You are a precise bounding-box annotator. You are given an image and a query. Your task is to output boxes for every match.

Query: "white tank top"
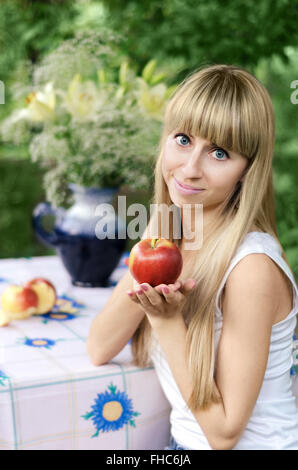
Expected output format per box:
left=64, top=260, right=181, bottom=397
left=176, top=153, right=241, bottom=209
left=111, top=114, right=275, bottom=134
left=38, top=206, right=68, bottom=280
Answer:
left=149, top=231, right=298, bottom=450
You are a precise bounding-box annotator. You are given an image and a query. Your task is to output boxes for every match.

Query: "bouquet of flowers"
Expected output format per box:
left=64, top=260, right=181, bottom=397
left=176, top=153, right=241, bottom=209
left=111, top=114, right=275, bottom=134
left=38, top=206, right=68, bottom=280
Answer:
left=0, top=30, right=176, bottom=207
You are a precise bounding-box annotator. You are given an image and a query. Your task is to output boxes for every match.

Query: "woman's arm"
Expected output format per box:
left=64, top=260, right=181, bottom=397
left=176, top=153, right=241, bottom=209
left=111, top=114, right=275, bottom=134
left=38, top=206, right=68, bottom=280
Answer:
left=209, top=253, right=279, bottom=447
left=86, top=216, right=157, bottom=366
left=86, top=269, right=145, bottom=365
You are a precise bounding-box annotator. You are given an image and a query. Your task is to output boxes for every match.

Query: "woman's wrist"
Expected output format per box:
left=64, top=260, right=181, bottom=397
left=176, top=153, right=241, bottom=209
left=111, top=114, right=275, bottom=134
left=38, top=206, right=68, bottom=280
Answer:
left=146, top=309, right=185, bottom=331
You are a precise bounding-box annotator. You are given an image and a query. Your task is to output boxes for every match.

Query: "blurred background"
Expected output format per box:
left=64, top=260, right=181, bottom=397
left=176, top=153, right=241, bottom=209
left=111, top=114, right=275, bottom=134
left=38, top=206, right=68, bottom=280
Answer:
left=0, top=0, right=298, bottom=279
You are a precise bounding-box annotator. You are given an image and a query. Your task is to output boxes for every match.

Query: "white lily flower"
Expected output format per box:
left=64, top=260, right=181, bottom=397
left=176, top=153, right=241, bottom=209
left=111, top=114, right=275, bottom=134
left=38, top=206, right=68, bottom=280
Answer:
left=65, top=74, right=100, bottom=121
left=137, top=78, right=168, bottom=120
left=25, top=82, right=56, bottom=122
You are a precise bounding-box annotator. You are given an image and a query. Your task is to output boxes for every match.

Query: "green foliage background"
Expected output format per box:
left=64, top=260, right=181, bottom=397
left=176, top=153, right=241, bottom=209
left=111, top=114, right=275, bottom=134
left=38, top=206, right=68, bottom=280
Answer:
left=100, top=0, right=298, bottom=77
left=0, top=0, right=297, bottom=281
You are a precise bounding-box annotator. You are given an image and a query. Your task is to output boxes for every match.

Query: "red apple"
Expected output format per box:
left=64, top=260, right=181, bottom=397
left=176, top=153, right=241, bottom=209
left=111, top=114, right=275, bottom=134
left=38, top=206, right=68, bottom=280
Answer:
left=128, top=238, right=183, bottom=287
left=24, top=278, right=57, bottom=314
left=1, top=285, right=38, bottom=319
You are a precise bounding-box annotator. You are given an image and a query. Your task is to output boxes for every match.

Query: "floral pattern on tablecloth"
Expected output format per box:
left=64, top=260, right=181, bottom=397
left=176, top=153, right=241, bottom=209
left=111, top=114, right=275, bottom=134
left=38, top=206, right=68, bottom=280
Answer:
left=82, top=383, right=141, bottom=438
left=22, top=337, right=58, bottom=349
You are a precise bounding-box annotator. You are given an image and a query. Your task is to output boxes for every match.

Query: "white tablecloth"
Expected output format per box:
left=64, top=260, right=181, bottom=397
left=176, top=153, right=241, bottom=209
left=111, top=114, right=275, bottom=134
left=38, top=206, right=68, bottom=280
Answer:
left=0, top=254, right=171, bottom=450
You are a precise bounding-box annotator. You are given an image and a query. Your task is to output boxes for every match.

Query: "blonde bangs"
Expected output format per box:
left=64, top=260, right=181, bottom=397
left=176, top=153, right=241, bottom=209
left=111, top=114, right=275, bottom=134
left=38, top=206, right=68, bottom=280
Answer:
left=164, top=67, right=261, bottom=161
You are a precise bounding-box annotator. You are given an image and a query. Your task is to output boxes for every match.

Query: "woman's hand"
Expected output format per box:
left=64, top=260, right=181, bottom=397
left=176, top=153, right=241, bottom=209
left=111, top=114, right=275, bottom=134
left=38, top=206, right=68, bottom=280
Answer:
left=126, top=278, right=196, bottom=325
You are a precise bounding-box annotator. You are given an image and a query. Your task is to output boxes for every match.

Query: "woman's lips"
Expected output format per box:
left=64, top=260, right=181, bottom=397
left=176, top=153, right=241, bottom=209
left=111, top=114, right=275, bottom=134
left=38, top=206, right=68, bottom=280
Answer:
left=174, top=177, right=205, bottom=195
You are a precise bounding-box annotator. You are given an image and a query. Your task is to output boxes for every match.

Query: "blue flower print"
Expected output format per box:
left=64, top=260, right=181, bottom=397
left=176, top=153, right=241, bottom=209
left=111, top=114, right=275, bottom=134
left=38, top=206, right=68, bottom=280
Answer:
left=82, top=382, right=140, bottom=438
left=23, top=337, right=56, bottom=349
left=41, top=312, right=77, bottom=324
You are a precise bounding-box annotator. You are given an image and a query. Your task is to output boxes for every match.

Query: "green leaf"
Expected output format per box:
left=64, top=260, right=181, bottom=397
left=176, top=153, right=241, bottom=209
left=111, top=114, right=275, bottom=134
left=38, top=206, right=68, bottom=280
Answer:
left=142, top=59, right=157, bottom=83
left=108, top=383, right=117, bottom=395
left=81, top=411, right=94, bottom=420
left=150, top=72, right=167, bottom=85
left=119, top=61, right=129, bottom=86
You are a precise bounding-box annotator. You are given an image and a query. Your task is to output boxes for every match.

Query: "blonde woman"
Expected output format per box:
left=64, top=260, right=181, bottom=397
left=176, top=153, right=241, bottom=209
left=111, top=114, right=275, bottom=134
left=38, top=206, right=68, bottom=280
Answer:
left=87, top=64, right=298, bottom=450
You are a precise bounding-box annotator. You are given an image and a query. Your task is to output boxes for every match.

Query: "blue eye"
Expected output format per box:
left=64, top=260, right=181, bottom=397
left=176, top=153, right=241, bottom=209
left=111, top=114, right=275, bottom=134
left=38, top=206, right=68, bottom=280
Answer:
left=213, top=148, right=228, bottom=160
left=175, top=133, right=190, bottom=146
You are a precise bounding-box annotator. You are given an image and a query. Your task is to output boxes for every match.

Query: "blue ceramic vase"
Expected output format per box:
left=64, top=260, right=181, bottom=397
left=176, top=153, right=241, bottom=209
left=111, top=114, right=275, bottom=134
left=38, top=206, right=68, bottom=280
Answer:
left=32, top=183, right=127, bottom=287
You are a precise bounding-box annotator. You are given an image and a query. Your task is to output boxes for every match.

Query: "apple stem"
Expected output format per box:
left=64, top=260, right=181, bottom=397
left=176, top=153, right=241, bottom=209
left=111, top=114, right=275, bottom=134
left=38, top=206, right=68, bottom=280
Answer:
left=151, top=238, right=160, bottom=249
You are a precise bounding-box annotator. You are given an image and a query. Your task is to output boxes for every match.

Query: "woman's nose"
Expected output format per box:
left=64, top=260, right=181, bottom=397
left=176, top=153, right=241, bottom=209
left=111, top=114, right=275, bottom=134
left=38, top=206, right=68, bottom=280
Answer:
left=181, top=152, right=204, bottom=179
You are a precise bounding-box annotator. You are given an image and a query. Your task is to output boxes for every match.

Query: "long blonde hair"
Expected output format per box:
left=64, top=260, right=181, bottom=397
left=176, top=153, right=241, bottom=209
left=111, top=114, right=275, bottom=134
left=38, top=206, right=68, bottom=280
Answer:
left=131, top=63, right=290, bottom=410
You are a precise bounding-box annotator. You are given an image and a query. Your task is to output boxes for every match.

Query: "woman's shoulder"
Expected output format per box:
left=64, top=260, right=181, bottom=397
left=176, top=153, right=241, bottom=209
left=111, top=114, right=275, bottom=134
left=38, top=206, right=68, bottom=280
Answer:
left=215, top=228, right=298, bottom=323
left=227, top=250, right=283, bottom=289
left=231, top=229, right=293, bottom=295
left=222, top=249, right=295, bottom=326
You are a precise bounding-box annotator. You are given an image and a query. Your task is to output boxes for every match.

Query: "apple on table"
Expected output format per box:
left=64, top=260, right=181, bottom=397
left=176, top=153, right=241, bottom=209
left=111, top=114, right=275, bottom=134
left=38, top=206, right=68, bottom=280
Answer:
left=0, top=285, right=39, bottom=320
left=24, top=278, right=57, bottom=315
left=0, top=278, right=57, bottom=327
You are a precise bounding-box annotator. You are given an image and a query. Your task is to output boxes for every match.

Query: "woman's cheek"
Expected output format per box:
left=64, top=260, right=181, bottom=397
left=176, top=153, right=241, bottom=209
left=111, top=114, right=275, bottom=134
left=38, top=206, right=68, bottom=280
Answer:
left=161, top=155, right=172, bottom=181
left=164, top=149, right=180, bottom=172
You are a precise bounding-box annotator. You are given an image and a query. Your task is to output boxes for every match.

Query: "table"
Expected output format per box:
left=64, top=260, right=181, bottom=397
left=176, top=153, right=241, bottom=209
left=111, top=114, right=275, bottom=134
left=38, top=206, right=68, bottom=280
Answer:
left=0, top=254, right=171, bottom=450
